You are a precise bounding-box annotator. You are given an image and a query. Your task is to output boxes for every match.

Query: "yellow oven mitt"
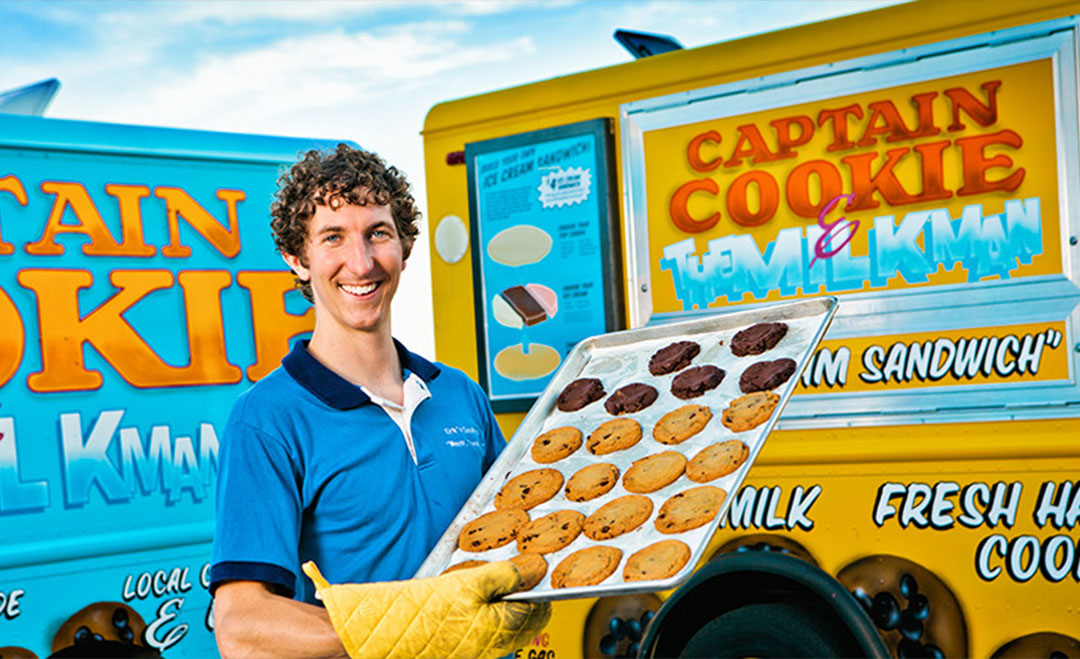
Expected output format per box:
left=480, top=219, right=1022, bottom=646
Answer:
left=303, top=560, right=551, bottom=659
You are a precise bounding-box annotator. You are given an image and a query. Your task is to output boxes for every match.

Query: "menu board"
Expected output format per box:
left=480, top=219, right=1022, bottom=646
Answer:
left=467, top=118, right=623, bottom=411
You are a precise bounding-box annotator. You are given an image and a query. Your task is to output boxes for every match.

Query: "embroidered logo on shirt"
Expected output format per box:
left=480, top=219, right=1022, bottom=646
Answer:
left=444, top=425, right=482, bottom=448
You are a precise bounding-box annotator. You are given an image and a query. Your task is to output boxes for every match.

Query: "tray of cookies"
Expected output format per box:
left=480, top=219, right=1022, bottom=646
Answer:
left=415, top=296, right=837, bottom=601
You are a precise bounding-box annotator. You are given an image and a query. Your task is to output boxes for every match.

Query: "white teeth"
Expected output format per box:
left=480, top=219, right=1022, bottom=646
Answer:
left=340, top=282, right=378, bottom=295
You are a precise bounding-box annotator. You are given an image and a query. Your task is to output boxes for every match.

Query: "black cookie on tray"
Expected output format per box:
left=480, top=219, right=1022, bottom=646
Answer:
left=731, top=322, right=788, bottom=356
left=740, top=358, right=797, bottom=393
left=557, top=378, right=606, bottom=412
left=648, top=340, right=701, bottom=375
left=604, top=382, right=658, bottom=415
left=671, top=365, right=725, bottom=399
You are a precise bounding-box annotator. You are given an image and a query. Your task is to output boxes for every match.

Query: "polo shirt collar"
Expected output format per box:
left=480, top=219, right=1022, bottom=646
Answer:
left=282, top=338, right=440, bottom=410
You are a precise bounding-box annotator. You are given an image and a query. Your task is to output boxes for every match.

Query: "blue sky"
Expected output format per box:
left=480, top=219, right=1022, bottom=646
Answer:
left=0, top=0, right=902, bottom=355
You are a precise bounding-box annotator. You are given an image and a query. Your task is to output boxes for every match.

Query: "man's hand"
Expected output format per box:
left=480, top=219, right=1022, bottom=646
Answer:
left=304, top=560, right=552, bottom=659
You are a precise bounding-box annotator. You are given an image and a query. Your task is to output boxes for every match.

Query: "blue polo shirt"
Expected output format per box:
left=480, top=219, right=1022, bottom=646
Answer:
left=210, top=340, right=504, bottom=603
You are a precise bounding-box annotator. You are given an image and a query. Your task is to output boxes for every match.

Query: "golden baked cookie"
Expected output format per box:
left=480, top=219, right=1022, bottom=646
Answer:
left=655, top=486, right=727, bottom=534
left=495, top=468, right=565, bottom=510
left=622, top=451, right=687, bottom=493
left=623, top=540, right=692, bottom=582
left=583, top=495, right=654, bottom=541
left=551, top=546, right=623, bottom=588
left=587, top=418, right=643, bottom=455
left=510, top=553, right=548, bottom=590
left=686, top=440, right=749, bottom=482
left=517, top=509, right=586, bottom=554
left=458, top=508, right=530, bottom=552
left=720, top=391, right=780, bottom=432
left=564, top=462, right=620, bottom=502
left=531, top=426, right=583, bottom=463
left=653, top=404, right=712, bottom=444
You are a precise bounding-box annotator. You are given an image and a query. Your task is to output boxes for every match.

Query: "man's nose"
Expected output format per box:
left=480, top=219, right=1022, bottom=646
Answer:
left=345, top=239, right=376, bottom=273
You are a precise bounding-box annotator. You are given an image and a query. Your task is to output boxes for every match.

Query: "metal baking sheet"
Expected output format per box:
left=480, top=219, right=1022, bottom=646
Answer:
left=415, top=296, right=837, bottom=601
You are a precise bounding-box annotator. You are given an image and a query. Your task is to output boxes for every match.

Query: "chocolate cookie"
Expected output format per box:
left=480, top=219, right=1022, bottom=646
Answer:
left=655, top=485, right=727, bottom=534
left=557, top=378, right=606, bottom=412
left=517, top=509, right=586, bottom=554
left=531, top=426, right=583, bottom=463
left=510, top=553, right=548, bottom=591
left=721, top=391, right=780, bottom=432
left=494, top=468, right=564, bottom=510
left=458, top=509, right=530, bottom=552
left=565, top=462, right=620, bottom=502
left=604, top=382, right=658, bottom=415
left=583, top=494, right=654, bottom=541
left=623, top=540, right=692, bottom=582
left=652, top=404, right=713, bottom=444
left=587, top=418, right=643, bottom=455
left=622, top=451, right=687, bottom=493
left=686, top=440, right=749, bottom=482
left=731, top=322, right=788, bottom=356
left=648, top=340, right=701, bottom=375
left=671, top=365, right=725, bottom=400
left=740, top=358, right=797, bottom=393
left=551, top=546, right=623, bottom=588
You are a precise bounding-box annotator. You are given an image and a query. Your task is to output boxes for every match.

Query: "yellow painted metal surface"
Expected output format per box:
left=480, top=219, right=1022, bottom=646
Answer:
left=424, top=2, right=1080, bottom=657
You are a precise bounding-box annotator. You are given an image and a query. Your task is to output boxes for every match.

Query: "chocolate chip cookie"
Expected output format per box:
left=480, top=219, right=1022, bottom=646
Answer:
left=510, top=553, right=548, bottom=590
left=721, top=391, right=780, bottom=432
left=652, top=404, right=712, bottom=444
left=671, top=365, right=725, bottom=400
left=623, top=540, right=692, bottom=582
left=587, top=418, right=643, bottom=455
left=583, top=494, right=654, bottom=541
left=516, top=509, right=586, bottom=554
left=458, top=509, right=530, bottom=552
left=564, top=462, right=620, bottom=502
left=494, top=468, right=564, bottom=510
left=622, top=451, right=687, bottom=493
left=531, top=426, right=583, bottom=463
left=686, top=440, right=749, bottom=482
left=551, top=546, right=623, bottom=588
left=655, top=486, right=727, bottom=534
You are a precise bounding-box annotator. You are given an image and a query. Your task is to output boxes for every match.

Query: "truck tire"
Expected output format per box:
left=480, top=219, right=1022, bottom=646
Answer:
left=679, top=602, right=853, bottom=658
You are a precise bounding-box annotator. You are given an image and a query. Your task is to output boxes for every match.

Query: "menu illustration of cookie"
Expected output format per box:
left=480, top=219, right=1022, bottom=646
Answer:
left=487, top=224, right=553, bottom=266
left=494, top=343, right=561, bottom=381
left=493, top=284, right=558, bottom=329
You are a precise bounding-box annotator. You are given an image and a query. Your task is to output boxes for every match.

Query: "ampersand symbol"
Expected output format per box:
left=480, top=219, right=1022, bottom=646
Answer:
left=810, top=193, right=859, bottom=269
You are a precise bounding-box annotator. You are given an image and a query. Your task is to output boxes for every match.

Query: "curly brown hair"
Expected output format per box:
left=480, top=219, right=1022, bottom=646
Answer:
left=270, top=143, right=421, bottom=301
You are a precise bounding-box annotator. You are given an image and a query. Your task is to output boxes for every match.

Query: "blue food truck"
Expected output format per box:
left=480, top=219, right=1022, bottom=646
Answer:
left=0, top=111, right=339, bottom=657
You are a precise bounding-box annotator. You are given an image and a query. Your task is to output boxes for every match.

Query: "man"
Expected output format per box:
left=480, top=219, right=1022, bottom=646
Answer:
left=211, top=144, right=546, bottom=657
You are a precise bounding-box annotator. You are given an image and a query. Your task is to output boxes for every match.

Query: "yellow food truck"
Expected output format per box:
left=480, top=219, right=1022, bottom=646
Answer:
left=421, top=1, right=1080, bottom=657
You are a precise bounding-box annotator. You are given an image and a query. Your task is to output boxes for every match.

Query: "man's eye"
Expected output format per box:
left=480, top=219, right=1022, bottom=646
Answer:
left=324, top=234, right=341, bottom=243
left=372, top=229, right=390, bottom=239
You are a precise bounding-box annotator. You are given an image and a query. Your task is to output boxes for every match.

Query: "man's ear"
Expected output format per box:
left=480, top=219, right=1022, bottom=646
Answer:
left=281, top=252, right=310, bottom=281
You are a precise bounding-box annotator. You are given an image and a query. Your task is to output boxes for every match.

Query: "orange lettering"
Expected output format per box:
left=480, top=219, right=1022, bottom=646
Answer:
left=723, top=124, right=781, bottom=167
left=955, top=130, right=1025, bottom=196
left=946, top=80, right=1002, bottom=131
left=687, top=130, right=723, bottom=172
left=669, top=179, right=721, bottom=233
left=105, top=184, right=156, bottom=257
left=18, top=269, right=241, bottom=392
left=785, top=160, right=843, bottom=218
left=157, top=188, right=245, bottom=258
left=237, top=271, right=315, bottom=381
left=26, top=182, right=130, bottom=256
left=856, top=100, right=919, bottom=147
left=841, top=148, right=922, bottom=211
left=770, top=115, right=814, bottom=158
left=909, top=92, right=942, bottom=139
left=912, top=140, right=953, bottom=202
left=726, top=171, right=779, bottom=227
left=0, top=174, right=27, bottom=256
left=0, top=284, right=24, bottom=388
left=818, top=104, right=863, bottom=152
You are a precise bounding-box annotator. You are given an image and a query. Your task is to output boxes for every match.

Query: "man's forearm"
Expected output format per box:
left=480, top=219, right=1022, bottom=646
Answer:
left=215, top=581, right=347, bottom=659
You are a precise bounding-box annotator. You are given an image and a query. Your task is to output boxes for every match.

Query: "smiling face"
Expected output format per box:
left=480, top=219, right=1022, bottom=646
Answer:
left=283, top=200, right=404, bottom=339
